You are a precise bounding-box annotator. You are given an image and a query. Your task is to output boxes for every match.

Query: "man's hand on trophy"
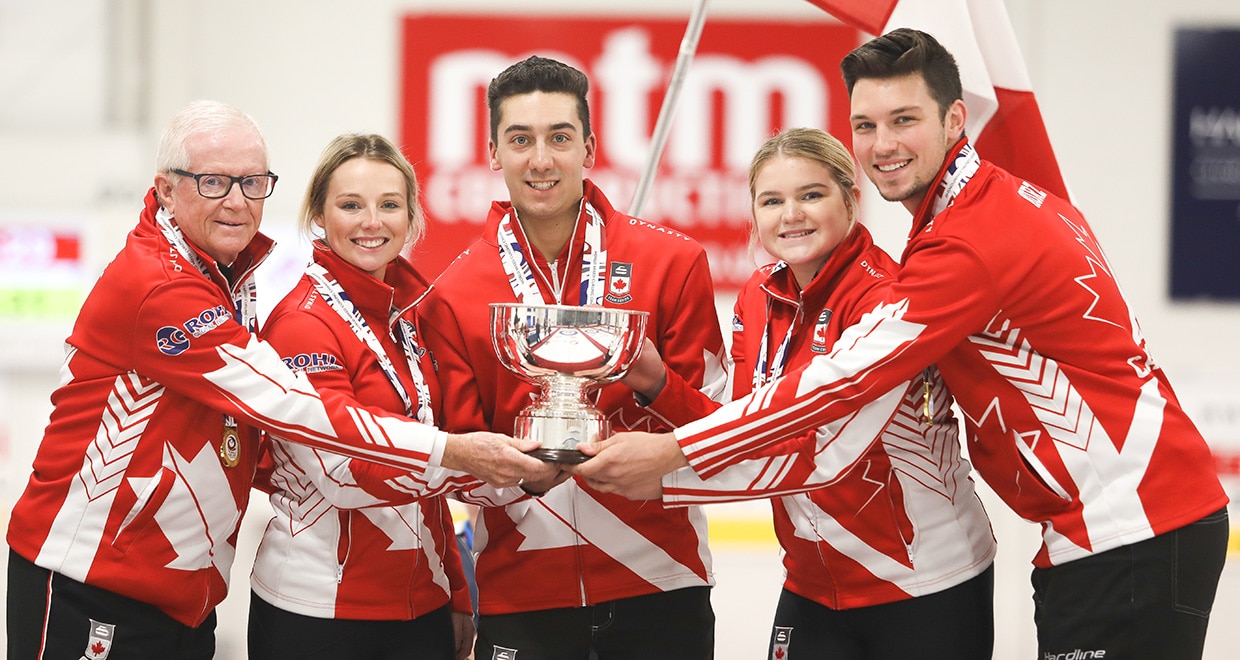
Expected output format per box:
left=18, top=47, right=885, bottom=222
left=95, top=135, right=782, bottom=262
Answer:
left=573, top=431, right=687, bottom=500
left=518, top=466, right=574, bottom=497
left=442, top=432, right=558, bottom=487
left=617, top=338, right=668, bottom=402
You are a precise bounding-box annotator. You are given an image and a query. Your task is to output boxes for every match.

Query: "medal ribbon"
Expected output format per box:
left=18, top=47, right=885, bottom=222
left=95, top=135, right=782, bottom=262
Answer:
left=306, top=262, right=433, bottom=425
left=497, top=202, right=607, bottom=305
left=155, top=206, right=257, bottom=332
left=753, top=264, right=797, bottom=389
left=929, top=142, right=981, bottom=219
left=156, top=206, right=257, bottom=455
left=748, top=292, right=798, bottom=389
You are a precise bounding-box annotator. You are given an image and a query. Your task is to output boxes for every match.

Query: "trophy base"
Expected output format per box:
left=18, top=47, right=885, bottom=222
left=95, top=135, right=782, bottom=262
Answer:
left=528, top=447, right=591, bottom=464
left=515, top=410, right=607, bottom=465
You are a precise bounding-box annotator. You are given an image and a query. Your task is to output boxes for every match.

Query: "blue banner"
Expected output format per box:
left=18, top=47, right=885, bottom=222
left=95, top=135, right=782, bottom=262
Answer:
left=1170, top=28, right=1240, bottom=300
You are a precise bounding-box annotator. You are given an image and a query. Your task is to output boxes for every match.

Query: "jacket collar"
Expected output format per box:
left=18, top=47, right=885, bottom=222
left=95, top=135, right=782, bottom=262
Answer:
left=139, top=187, right=275, bottom=288
left=759, top=223, right=875, bottom=312
left=482, top=178, right=616, bottom=246
left=309, top=240, right=430, bottom=324
left=909, top=137, right=979, bottom=237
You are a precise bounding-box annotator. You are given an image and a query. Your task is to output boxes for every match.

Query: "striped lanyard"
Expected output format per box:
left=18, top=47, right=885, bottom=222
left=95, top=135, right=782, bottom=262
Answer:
left=156, top=206, right=258, bottom=457
left=306, top=262, right=433, bottom=425
left=929, top=142, right=980, bottom=218
left=155, top=206, right=256, bottom=332
left=753, top=292, right=797, bottom=389
left=496, top=202, right=607, bottom=305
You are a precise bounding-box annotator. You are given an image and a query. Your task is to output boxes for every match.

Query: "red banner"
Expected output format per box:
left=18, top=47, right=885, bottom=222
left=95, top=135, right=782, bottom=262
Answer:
left=803, top=0, right=1069, bottom=200
left=399, top=13, right=858, bottom=288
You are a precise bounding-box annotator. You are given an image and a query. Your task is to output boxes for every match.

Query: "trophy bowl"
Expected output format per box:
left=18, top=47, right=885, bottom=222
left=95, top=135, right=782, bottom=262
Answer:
left=490, top=303, right=649, bottom=463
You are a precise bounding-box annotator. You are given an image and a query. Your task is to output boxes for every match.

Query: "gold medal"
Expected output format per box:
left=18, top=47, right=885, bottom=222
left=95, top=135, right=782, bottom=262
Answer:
left=921, top=375, right=934, bottom=426
left=220, top=417, right=240, bottom=468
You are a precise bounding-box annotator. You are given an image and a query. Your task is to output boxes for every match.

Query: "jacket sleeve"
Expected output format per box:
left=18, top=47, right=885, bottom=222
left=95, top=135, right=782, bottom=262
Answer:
left=640, top=247, right=729, bottom=427
left=131, top=276, right=454, bottom=477
left=639, top=367, right=723, bottom=428
left=673, top=237, right=998, bottom=479
left=417, top=287, right=489, bottom=434
left=662, top=381, right=907, bottom=504
left=259, top=308, right=480, bottom=507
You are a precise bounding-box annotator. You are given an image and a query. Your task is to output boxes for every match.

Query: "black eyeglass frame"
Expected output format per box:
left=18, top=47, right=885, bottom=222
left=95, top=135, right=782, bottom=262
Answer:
left=170, top=168, right=279, bottom=200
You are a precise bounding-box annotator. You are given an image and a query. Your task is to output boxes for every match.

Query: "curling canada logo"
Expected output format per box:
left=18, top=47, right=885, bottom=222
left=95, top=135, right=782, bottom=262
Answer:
left=810, top=309, right=833, bottom=353
left=606, top=262, right=633, bottom=304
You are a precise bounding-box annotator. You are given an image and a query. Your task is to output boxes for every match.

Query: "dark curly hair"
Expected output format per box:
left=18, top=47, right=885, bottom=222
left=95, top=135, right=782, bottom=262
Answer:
left=840, top=28, right=963, bottom=121
left=487, top=55, right=591, bottom=142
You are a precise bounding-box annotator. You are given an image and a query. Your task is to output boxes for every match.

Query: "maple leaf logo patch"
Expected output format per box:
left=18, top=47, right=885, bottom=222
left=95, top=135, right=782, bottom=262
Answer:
left=810, top=309, right=833, bottom=353
left=771, top=626, right=792, bottom=660
left=84, top=619, right=115, bottom=659
left=605, top=262, right=633, bottom=304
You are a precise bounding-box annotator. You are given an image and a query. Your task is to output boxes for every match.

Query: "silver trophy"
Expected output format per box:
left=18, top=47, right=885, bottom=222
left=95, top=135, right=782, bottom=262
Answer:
left=490, top=303, right=649, bottom=463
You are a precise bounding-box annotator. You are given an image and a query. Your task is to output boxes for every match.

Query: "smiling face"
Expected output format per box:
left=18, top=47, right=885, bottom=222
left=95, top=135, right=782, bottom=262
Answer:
left=314, top=157, right=410, bottom=281
left=849, top=73, right=966, bottom=214
left=753, top=155, right=859, bottom=289
left=154, top=125, right=268, bottom=265
left=489, top=91, right=597, bottom=229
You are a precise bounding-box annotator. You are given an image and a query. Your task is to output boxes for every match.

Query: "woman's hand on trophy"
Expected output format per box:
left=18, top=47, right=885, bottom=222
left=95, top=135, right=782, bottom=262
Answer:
left=442, top=431, right=551, bottom=487
left=618, top=338, right=668, bottom=402
left=573, top=431, right=688, bottom=500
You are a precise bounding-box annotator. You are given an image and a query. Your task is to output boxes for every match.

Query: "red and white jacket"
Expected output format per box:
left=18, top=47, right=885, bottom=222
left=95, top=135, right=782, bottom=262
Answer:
left=250, top=243, right=476, bottom=620
left=6, top=190, right=468, bottom=627
left=418, top=181, right=728, bottom=615
left=675, top=142, right=1228, bottom=568
left=659, top=225, right=994, bottom=609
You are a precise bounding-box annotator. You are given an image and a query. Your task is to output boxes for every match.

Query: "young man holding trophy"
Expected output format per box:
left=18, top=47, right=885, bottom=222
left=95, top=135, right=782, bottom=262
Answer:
left=418, top=56, right=728, bottom=658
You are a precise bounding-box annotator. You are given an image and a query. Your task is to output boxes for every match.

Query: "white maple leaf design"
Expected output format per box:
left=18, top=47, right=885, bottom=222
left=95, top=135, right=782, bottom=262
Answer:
left=147, top=442, right=242, bottom=580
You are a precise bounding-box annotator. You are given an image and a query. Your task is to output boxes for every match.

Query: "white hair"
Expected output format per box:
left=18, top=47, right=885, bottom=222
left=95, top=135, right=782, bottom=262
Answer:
left=154, top=100, right=267, bottom=173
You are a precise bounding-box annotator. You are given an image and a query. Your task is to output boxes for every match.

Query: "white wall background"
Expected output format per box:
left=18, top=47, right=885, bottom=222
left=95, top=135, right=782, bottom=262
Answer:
left=2, top=1, right=1240, bottom=658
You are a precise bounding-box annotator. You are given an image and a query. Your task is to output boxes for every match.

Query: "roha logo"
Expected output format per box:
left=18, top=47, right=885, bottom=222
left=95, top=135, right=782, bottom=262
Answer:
left=282, top=352, right=343, bottom=374
left=155, top=305, right=235, bottom=356
left=183, top=305, right=231, bottom=338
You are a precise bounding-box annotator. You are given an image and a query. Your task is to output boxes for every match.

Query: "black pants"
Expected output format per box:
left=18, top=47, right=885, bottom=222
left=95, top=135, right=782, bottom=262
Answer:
left=247, top=592, right=455, bottom=660
left=6, top=549, right=215, bottom=660
left=474, top=586, right=714, bottom=660
left=765, top=564, right=994, bottom=660
left=1032, top=507, right=1229, bottom=660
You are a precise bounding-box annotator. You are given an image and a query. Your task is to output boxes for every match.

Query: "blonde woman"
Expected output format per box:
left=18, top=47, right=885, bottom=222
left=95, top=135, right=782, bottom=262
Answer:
left=588, top=128, right=996, bottom=659
left=248, top=134, right=533, bottom=659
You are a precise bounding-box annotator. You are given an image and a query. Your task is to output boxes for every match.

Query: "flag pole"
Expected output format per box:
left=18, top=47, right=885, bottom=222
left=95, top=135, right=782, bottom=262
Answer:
left=629, top=0, right=712, bottom=217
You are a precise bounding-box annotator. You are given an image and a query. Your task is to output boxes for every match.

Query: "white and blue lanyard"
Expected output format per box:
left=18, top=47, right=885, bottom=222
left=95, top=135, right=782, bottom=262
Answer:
left=496, top=202, right=607, bottom=305
left=306, top=262, right=433, bottom=425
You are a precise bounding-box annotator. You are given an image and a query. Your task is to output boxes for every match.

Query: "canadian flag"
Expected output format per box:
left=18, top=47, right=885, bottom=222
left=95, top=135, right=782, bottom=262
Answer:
left=805, top=0, right=1069, bottom=199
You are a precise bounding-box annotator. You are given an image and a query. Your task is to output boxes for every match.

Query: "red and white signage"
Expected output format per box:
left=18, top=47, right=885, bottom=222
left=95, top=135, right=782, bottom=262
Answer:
left=0, top=225, right=80, bottom=279
left=0, top=223, right=84, bottom=320
left=399, top=13, right=858, bottom=288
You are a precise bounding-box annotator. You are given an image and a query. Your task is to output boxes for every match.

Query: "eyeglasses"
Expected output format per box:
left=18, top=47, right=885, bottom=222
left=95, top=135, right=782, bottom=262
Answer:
left=171, top=168, right=279, bottom=200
